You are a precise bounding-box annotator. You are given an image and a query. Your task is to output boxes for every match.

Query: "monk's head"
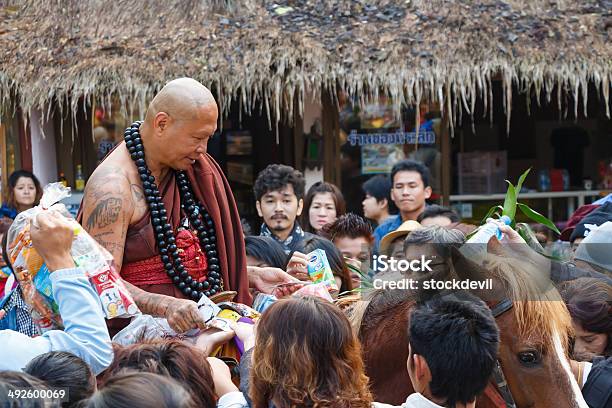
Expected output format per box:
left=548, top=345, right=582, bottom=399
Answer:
left=141, top=78, right=218, bottom=170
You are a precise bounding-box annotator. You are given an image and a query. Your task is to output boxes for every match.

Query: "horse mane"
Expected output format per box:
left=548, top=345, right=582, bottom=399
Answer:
left=356, top=289, right=417, bottom=338
left=483, top=254, right=573, bottom=352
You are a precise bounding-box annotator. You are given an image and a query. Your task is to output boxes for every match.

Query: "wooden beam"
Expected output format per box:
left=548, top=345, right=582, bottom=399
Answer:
left=17, top=108, right=33, bottom=172
left=321, top=89, right=341, bottom=186
left=293, top=96, right=304, bottom=172
left=440, top=109, right=451, bottom=206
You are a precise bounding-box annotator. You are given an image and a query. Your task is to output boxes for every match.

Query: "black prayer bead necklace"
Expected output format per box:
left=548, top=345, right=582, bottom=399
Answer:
left=124, top=121, right=222, bottom=300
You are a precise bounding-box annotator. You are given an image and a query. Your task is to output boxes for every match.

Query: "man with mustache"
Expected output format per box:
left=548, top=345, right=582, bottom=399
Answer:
left=373, top=160, right=432, bottom=251
left=254, top=164, right=315, bottom=254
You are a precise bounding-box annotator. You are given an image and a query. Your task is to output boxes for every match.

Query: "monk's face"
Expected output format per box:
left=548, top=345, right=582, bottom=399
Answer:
left=158, top=102, right=218, bottom=170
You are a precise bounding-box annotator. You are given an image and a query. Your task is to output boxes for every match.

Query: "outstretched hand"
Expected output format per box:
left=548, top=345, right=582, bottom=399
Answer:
left=247, top=266, right=305, bottom=297
left=30, top=211, right=76, bottom=272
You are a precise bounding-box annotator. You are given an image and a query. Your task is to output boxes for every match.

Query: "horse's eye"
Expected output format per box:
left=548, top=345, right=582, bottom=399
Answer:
left=517, top=350, right=541, bottom=366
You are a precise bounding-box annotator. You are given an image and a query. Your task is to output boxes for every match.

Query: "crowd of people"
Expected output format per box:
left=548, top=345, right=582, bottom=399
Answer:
left=0, top=78, right=610, bottom=408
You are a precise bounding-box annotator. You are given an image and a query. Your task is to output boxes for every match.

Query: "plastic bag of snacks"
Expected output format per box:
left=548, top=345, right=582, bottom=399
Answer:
left=306, top=249, right=338, bottom=294
left=7, top=183, right=139, bottom=332
left=112, top=314, right=176, bottom=345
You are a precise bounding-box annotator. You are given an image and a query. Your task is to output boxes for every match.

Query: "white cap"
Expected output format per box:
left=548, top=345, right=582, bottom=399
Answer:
left=574, top=221, right=612, bottom=272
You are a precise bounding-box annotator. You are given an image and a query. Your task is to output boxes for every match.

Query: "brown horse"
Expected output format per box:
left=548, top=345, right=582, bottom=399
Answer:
left=346, top=250, right=589, bottom=408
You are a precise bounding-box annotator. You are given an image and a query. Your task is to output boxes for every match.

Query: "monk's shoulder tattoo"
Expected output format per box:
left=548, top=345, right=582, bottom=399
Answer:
left=86, top=197, right=122, bottom=230
left=83, top=165, right=133, bottom=231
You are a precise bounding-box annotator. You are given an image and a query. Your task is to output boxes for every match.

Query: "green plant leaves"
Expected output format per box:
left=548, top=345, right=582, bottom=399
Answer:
left=515, top=168, right=531, bottom=196
left=517, top=203, right=560, bottom=234
left=482, top=205, right=504, bottom=224
left=502, top=181, right=517, bottom=221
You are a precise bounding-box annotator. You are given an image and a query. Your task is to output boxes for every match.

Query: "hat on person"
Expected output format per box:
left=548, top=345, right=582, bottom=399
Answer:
left=379, top=220, right=422, bottom=254
left=560, top=204, right=600, bottom=241
left=569, top=202, right=612, bottom=242
left=574, top=221, right=612, bottom=272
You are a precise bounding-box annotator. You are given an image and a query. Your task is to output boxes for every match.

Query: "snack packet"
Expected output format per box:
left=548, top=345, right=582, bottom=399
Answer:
left=217, top=302, right=261, bottom=320
left=306, top=249, right=338, bottom=294
left=7, top=183, right=140, bottom=332
left=252, top=292, right=277, bottom=313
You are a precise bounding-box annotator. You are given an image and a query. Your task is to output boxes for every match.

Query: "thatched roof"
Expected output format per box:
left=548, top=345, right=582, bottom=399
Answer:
left=1, top=0, right=611, bottom=128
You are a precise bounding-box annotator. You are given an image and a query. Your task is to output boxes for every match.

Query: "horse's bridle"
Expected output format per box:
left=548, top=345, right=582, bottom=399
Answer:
left=491, top=298, right=518, bottom=408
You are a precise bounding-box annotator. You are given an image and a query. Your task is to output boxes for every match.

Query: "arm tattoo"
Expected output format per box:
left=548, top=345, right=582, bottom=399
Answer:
left=125, top=281, right=171, bottom=316
left=86, top=197, right=122, bottom=230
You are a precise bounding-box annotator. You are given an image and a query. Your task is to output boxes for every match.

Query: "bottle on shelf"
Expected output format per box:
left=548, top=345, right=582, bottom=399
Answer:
left=58, top=171, right=68, bottom=188
left=75, top=165, right=85, bottom=192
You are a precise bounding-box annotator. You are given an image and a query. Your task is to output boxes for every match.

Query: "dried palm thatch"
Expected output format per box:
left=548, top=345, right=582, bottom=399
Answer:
left=0, top=0, right=610, bottom=131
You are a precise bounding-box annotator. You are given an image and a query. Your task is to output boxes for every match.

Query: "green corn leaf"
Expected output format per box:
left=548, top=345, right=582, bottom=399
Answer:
left=515, top=168, right=531, bottom=197
left=481, top=205, right=503, bottom=225
left=517, top=203, right=560, bottom=234
left=502, top=181, right=517, bottom=220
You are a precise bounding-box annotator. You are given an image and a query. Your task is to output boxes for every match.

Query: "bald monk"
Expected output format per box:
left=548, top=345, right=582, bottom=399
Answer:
left=80, top=78, right=297, bottom=334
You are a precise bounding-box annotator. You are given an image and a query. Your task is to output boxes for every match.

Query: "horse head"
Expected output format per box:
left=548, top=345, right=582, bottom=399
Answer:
left=452, top=248, right=589, bottom=408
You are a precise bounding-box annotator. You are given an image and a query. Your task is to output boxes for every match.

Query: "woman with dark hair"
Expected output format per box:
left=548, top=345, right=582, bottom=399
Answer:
left=291, top=236, right=353, bottom=294
left=560, top=278, right=612, bottom=357
left=99, top=339, right=218, bottom=407
left=301, top=181, right=346, bottom=234
left=25, top=351, right=96, bottom=408
left=0, top=170, right=43, bottom=220
left=83, top=372, right=194, bottom=408
left=245, top=236, right=287, bottom=269
left=248, top=296, right=373, bottom=408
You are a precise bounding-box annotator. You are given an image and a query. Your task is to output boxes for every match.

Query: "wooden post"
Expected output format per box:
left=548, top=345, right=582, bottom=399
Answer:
left=0, top=123, right=7, bottom=202
left=321, top=89, right=341, bottom=187
left=440, top=109, right=451, bottom=206
left=17, top=108, right=33, bottom=172
left=293, top=96, right=304, bottom=172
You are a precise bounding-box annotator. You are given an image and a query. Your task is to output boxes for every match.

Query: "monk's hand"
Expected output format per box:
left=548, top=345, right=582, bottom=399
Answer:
left=165, top=298, right=207, bottom=333
left=30, top=211, right=76, bottom=272
left=247, top=266, right=304, bottom=297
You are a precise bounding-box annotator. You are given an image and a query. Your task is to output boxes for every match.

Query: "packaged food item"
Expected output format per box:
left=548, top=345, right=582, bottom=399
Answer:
left=218, top=302, right=261, bottom=320
left=306, top=249, right=338, bottom=293
left=7, top=183, right=140, bottom=332
left=89, top=268, right=139, bottom=319
left=292, top=282, right=334, bottom=302
left=252, top=293, right=277, bottom=313
left=197, top=293, right=222, bottom=323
